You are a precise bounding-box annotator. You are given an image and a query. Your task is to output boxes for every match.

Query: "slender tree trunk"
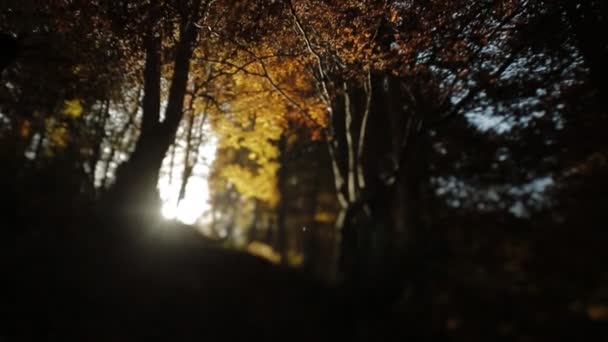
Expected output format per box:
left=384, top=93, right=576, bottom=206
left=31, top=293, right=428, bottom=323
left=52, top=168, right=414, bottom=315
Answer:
left=303, top=171, right=321, bottom=277
left=247, top=199, right=260, bottom=242
left=178, top=111, right=196, bottom=204
left=101, top=94, right=139, bottom=189
left=90, top=100, right=110, bottom=182
left=276, top=134, right=289, bottom=265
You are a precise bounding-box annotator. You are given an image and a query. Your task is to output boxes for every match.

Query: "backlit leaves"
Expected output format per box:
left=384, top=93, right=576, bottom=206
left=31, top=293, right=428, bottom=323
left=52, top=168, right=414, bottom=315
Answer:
left=63, top=99, right=84, bottom=118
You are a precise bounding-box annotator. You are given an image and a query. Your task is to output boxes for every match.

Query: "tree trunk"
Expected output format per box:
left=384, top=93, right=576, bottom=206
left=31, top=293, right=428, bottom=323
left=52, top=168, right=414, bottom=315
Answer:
left=247, top=199, right=260, bottom=242
left=103, top=4, right=197, bottom=224
left=398, top=130, right=433, bottom=340
left=332, top=75, right=433, bottom=337
left=276, top=134, right=289, bottom=265
left=563, top=1, right=608, bottom=102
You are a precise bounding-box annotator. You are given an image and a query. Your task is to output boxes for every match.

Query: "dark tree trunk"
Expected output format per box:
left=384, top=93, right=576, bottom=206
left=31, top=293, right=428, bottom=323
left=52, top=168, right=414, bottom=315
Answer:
left=334, top=75, right=428, bottom=298
left=103, top=4, right=197, bottom=224
left=563, top=1, right=608, bottom=102
left=303, top=162, right=322, bottom=277
left=0, top=33, right=18, bottom=72
left=276, top=134, right=289, bottom=265
left=331, top=74, right=434, bottom=342
left=247, top=199, right=260, bottom=242
left=398, top=131, right=433, bottom=340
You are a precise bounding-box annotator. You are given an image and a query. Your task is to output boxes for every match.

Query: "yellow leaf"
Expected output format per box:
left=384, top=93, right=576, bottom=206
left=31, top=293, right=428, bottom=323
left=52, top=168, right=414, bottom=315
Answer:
left=63, top=99, right=83, bottom=118
left=20, top=119, right=32, bottom=138
left=246, top=242, right=281, bottom=264
left=50, top=125, right=69, bottom=149
left=287, top=250, right=304, bottom=266
left=314, top=210, right=336, bottom=223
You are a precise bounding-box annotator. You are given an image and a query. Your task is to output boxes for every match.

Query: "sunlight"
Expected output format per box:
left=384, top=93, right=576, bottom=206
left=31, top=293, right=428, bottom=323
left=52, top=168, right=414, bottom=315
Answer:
left=160, top=182, right=208, bottom=224
left=158, top=132, right=217, bottom=226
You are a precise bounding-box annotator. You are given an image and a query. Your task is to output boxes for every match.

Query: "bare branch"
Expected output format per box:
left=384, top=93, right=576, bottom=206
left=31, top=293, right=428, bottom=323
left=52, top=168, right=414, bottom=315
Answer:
left=287, top=0, right=332, bottom=105
left=210, top=29, right=325, bottom=129
left=427, top=43, right=525, bottom=130
left=343, top=82, right=357, bottom=202
left=356, top=70, right=373, bottom=191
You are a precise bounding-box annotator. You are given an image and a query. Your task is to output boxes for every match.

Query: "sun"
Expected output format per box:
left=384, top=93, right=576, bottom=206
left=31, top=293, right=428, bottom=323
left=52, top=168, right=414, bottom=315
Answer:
left=158, top=135, right=217, bottom=225
left=160, top=177, right=210, bottom=225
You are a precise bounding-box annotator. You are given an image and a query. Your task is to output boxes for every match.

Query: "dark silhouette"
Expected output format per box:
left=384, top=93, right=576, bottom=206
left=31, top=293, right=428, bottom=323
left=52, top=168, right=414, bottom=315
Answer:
left=0, top=33, right=18, bottom=72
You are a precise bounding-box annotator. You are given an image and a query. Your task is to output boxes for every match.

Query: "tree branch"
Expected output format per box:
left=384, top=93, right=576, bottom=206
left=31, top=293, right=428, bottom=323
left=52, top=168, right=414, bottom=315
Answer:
left=343, top=82, right=357, bottom=202
left=356, top=70, right=372, bottom=191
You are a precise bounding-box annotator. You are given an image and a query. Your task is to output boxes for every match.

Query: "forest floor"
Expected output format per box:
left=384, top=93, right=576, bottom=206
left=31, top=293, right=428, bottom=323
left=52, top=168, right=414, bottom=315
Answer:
left=1, top=215, right=364, bottom=341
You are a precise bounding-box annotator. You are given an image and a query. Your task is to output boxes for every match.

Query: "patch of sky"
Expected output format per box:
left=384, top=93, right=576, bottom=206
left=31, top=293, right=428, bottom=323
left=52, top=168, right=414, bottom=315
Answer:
left=465, top=105, right=515, bottom=134
left=432, top=174, right=555, bottom=218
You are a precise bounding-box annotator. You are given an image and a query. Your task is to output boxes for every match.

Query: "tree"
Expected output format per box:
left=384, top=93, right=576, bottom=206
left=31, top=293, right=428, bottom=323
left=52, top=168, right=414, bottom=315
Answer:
left=0, top=0, right=131, bottom=239
left=560, top=0, right=608, bottom=102
left=103, top=0, right=211, bottom=222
